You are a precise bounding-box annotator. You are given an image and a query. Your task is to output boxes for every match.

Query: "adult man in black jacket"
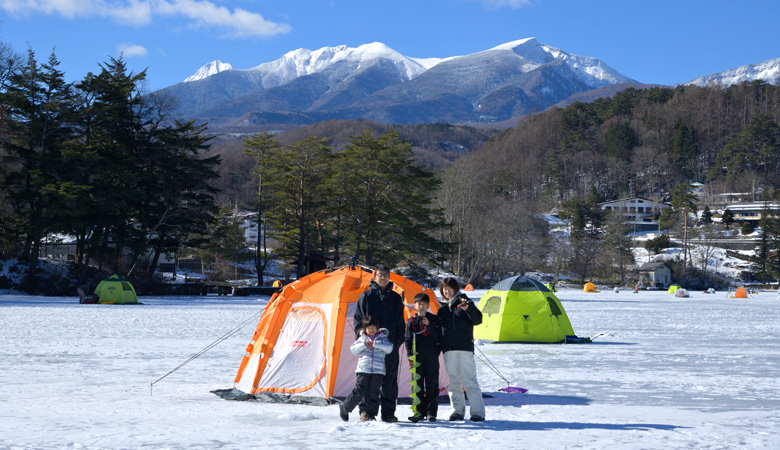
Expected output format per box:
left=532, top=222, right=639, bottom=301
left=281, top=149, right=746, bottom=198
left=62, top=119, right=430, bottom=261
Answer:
left=353, top=266, right=406, bottom=422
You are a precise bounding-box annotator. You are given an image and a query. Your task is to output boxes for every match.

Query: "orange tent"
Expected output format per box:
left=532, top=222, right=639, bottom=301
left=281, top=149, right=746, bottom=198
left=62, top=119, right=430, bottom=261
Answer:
left=583, top=282, right=597, bottom=293
left=464, top=284, right=474, bottom=291
left=233, top=265, right=448, bottom=403
left=732, top=286, right=748, bottom=298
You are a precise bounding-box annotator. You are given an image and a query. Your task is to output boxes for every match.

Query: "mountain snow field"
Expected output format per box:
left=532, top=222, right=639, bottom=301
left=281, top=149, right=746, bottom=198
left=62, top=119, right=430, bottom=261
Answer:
left=2, top=288, right=779, bottom=449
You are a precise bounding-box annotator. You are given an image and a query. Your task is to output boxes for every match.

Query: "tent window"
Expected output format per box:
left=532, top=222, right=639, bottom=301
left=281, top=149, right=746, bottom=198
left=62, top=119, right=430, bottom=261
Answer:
left=121, top=282, right=133, bottom=291
left=546, top=297, right=562, bottom=316
left=482, top=296, right=502, bottom=316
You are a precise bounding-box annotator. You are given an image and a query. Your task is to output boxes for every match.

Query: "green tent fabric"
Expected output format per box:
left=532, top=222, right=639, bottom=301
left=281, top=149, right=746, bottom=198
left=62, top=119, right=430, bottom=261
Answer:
left=667, top=284, right=681, bottom=294
left=474, top=275, right=575, bottom=343
left=94, top=275, right=138, bottom=304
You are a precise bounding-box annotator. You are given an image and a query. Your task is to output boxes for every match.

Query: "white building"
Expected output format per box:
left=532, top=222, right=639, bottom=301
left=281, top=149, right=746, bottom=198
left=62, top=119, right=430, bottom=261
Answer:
left=231, top=210, right=260, bottom=245
left=637, top=262, right=672, bottom=288
left=723, top=202, right=780, bottom=222
left=598, top=197, right=671, bottom=230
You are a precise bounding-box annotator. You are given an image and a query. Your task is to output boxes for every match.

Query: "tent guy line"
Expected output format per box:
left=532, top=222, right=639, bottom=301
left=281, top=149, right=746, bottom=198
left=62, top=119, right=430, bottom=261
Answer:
left=150, top=309, right=263, bottom=395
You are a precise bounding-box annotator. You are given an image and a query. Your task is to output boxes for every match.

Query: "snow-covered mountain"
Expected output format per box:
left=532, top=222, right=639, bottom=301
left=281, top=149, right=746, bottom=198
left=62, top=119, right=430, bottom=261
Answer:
left=157, top=38, right=637, bottom=129
left=487, top=38, right=630, bottom=88
left=183, top=60, right=233, bottom=82
left=184, top=42, right=447, bottom=87
left=685, top=57, right=780, bottom=87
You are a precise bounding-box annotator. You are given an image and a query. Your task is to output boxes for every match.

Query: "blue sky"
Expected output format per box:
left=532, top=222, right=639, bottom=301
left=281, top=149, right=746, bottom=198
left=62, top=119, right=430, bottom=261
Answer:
left=1, top=0, right=779, bottom=91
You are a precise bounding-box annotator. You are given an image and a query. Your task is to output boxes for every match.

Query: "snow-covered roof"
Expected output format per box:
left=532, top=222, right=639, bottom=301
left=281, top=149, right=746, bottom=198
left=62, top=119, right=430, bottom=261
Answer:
left=724, top=202, right=780, bottom=212
left=637, top=262, right=670, bottom=272
left=598, top=197, right=670, bottom=207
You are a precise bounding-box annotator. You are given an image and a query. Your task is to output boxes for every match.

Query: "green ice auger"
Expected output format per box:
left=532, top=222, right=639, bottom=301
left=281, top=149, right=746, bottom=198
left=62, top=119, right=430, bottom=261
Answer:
left=409, top=334, right=421, bottom=416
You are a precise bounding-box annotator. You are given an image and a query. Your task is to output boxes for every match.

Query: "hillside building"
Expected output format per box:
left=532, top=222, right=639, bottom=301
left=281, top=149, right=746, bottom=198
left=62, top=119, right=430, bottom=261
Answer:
left=637, top=262, right=672, bottom=288
left=598, top=197, right=671, bottom=231
left=723, top=202, right=780, bottom=223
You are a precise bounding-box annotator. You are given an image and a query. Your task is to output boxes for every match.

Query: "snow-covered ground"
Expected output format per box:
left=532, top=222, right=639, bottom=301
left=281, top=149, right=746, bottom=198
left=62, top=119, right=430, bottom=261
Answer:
left=2, top=288, right=779, bottom=449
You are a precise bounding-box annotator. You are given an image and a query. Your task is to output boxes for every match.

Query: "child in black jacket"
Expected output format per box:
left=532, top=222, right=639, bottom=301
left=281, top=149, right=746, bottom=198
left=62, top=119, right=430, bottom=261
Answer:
left=405, top=292, right=441, bottom=422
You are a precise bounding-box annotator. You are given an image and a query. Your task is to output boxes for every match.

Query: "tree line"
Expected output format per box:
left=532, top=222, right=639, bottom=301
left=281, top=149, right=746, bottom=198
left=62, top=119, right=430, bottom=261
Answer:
left=4, top=41, right=780, bottom=291
left=0, top=47, right=220, bottom=290
left=436, top=82, right=780, bottom=285
left=0, top=46, right=451, bottom=292
left=241, top=129, right=447, bottom=283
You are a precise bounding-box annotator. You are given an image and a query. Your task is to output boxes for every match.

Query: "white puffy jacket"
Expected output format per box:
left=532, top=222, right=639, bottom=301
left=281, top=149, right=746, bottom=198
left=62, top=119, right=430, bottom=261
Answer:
left=350, top=328, right=394, bottom=375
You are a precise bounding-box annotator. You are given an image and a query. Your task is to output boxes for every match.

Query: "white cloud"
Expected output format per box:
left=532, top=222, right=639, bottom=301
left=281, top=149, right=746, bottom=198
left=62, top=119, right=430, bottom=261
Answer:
left=0, top=0, right=291, bottom=37
left=157, top=0, right=292, bottom=38
left=117, top=43, right=148, bottom=57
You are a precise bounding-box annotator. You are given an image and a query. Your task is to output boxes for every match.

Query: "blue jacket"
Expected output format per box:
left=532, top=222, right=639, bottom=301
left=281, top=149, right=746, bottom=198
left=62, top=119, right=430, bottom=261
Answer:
left=351, top=328, right=394, bottom=375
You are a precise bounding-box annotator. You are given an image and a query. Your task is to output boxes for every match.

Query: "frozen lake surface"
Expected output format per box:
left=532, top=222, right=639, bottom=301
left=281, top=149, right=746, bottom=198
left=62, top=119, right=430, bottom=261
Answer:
left=2, top=288, right=779, bottom=449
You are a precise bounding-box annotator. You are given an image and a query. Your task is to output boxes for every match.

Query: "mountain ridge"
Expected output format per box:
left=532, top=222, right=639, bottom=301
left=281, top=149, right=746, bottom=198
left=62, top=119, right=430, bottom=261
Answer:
left=157, top=38, right=778, bottom=132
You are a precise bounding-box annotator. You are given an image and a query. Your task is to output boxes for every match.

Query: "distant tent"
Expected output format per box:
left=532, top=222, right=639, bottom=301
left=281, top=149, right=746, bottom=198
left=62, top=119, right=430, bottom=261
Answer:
left=583, top=282, right=597, bottom=293
left=272, top=280, right=282, bottom=288
left=94, top=275, right=138, bottom=304
left=464, top=284, right=475, bottom=291
left=544, top=282, right=557, bottom=292
left=474, top=275, right=576, bottom=343
left=732, top=286, right=748, bottom=298
left=667, top=284, right=681, bottom=294
left=674, top=288, right=690, bottom=298
left=227, top=265, right=449, bottom=404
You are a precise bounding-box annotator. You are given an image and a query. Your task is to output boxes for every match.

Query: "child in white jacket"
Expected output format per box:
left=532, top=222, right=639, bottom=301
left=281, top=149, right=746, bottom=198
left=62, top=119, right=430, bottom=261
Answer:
left=339, top=315, right=393, bottom=421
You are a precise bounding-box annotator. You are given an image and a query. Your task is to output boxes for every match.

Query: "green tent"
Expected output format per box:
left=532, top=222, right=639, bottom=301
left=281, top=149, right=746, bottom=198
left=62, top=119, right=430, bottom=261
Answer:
left=667, top=284, right=681, bottom=294
left=474, top=275, right=575, bottom=343
left=94, top=274, right=138, bottom=304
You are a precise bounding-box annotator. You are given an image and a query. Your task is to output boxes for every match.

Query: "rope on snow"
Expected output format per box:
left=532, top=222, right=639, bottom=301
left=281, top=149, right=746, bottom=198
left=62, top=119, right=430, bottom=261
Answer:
left=474, top=344, right=529, bottom=394
left=150, top=310, right=262, bottom=395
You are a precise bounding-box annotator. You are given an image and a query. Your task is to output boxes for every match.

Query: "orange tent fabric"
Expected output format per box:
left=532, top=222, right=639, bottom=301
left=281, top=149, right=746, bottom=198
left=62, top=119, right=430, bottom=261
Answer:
left=464, top=284, right=474, bottom=291
left=233, top=265, right=448, bottom=401
left=733, top=286, right=748, bottom=298
left=583, top=282, right=597, bottom=293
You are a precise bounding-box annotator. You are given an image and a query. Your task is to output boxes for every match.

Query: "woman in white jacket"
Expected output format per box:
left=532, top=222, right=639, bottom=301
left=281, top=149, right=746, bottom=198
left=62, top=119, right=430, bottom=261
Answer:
left=339, top=316, right=393, bottom=421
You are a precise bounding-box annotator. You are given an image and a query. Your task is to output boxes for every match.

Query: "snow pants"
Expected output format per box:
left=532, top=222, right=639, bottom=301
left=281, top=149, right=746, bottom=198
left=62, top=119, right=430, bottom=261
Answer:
left=358, top=345, right=399, bottom=419
left=442, top=350, right=485, bottom=418
left=343, top=373, right=383, bottom=418
left=413, top=354, right=440, bottom=418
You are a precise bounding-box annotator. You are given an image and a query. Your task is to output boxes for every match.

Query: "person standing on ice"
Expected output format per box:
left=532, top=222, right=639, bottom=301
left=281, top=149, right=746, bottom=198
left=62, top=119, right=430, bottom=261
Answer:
left=437, top=277, right=485, bottom=422
left=353, top=265, right=406, bottom=423
left=340, top=316, right=394, bottom=422
left=405, top=292, right=441, bottom=423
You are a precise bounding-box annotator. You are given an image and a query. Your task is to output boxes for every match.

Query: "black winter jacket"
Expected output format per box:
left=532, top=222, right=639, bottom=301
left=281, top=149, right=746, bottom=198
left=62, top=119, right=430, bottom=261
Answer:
left=437, top=292, right=482, bottom=353
left=354, top=280, right=406, bottom=348
left=405, top=312, right=441, bottom=359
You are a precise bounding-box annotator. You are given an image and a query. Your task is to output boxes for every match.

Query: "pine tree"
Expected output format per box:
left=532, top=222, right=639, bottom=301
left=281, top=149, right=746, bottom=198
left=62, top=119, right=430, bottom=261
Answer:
left=604, top=121, right=637, bottom=162
left=670, top=120, right=699, bottom=180
left=0, top=48, right=75, bottom=291
left=603, top=210, right=633, bottom=283
left=701, top=205, right=713, bottom=225
left=66, top=57, right=219, bottom=279
left=243, top=131, right=282, bottom=285
left=337, top=129, right=446, bottom=268
left=710, top=114, right=780, bottom=183
left=722, top=208, right=735, bottom=229
left=751, top=208, right=772, bottom=281
left=264, top=136, right=334, bottom=278
left=669, top=182, right=698, bottom=274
